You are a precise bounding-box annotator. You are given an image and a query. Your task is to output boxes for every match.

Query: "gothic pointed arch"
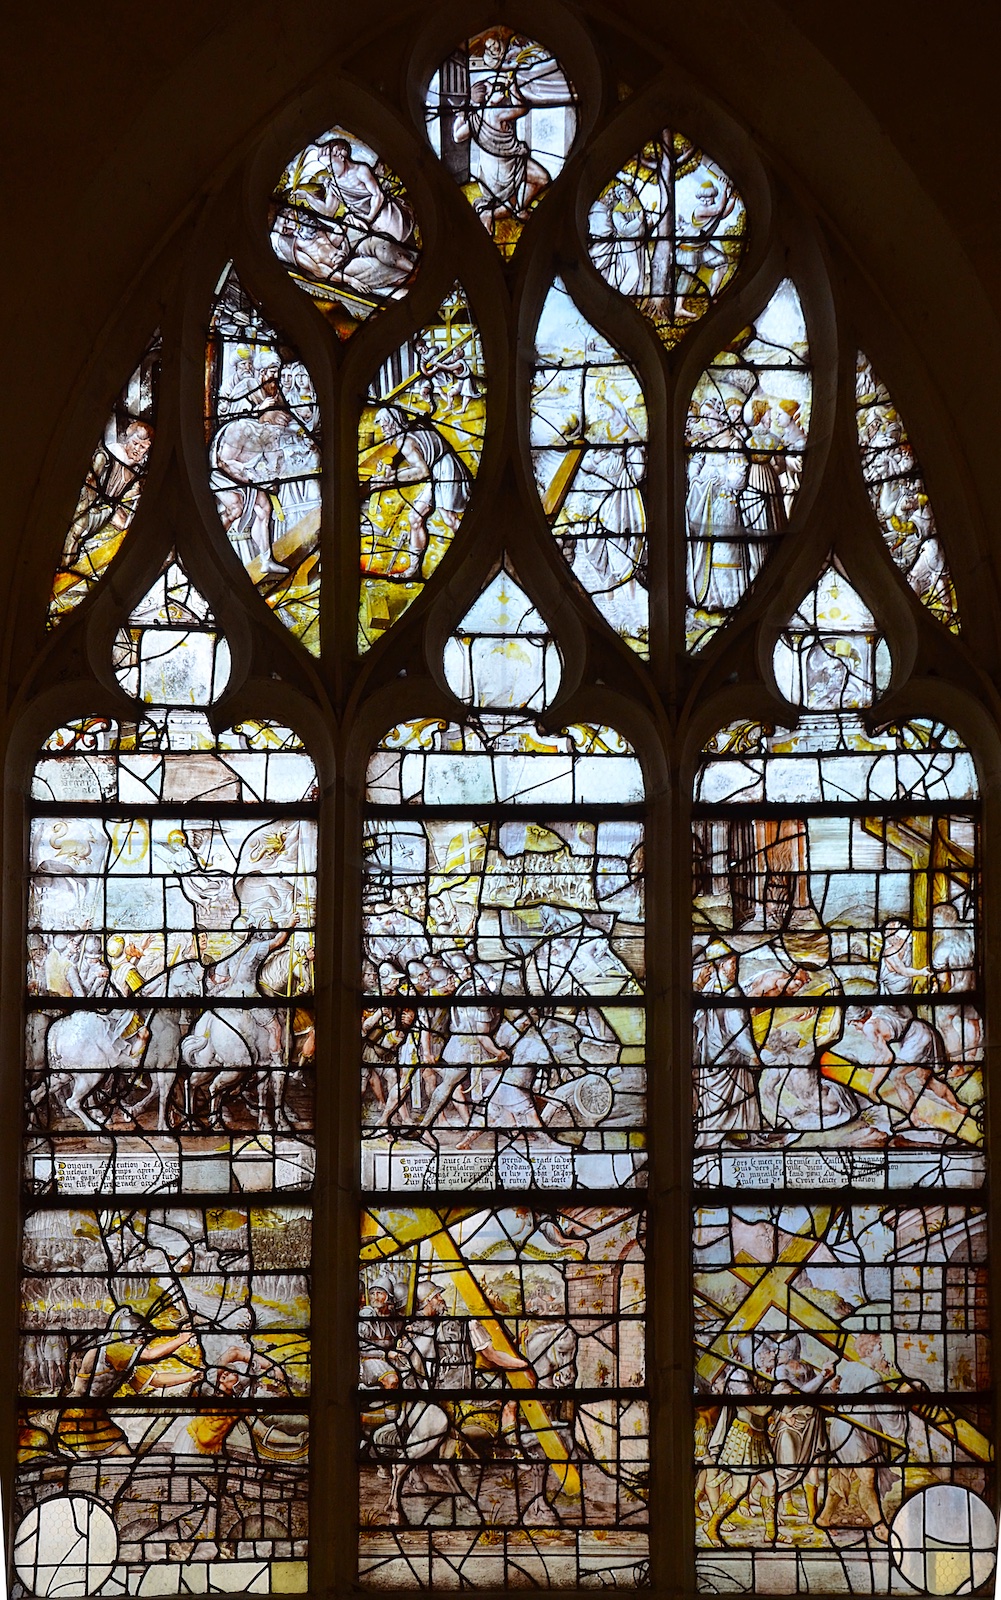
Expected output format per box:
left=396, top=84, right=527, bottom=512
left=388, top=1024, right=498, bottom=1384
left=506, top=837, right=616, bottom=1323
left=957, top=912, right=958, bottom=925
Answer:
left=4, top=8, right=999, bottom=1600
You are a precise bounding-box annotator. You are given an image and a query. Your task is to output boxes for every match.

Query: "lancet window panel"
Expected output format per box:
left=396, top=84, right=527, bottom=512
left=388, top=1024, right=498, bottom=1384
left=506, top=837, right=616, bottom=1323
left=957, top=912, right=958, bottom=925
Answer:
left=691, top=565, right=989, bottom=1594
left=49, top=336, right=161, bottom=627
left=359, top=284, right=486, bottom=650
left=269, top=125, right=421, bottom=338
left=588, top=130, right=747, bottom=349
left=685, top=278, right=812, bottom=651
left=206, top=265, right=322, bottom=654
left=424, top=28, right=578, bottom=259
left=16, top=564, right=317, bottom=1598
left=357, top=571, right=649, bottom=1588
left=531, top=280, right=649, bottom=656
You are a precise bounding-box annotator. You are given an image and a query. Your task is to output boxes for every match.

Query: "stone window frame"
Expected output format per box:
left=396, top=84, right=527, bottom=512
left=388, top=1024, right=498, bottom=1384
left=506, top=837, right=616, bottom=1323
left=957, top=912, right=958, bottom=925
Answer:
left=3, top=6, right=999, bottom=1597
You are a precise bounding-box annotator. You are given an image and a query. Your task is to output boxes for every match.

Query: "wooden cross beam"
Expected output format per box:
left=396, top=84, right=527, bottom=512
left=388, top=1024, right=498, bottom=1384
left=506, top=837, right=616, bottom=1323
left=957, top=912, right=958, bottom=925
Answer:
left=362, top=1206, right=583, bottom=1495
left=696, top=1206, right=992, bottom=1463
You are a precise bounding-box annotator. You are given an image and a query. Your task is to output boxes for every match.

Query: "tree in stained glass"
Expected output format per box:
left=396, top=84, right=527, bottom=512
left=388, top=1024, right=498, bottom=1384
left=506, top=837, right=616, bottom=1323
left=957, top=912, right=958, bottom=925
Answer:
left=424, top=30, right=577, bottom=258
left=588, top=130, right=747, bottom=347
left=686, top=278, right=811, bottom=650
left=359, top=284, right=485, bottom=650
left=206, top=263, right=322, bottom=653
left=531, top=279, right=648, bottom=655
left=48, top=335, right=160, bottom=625
left=270, top=126, right=420, bottom=339
left=691, top=561, right=989, bottom=1592
left=16, top=557, right=316, bottom=1597
left=856, top=352, right=960, bottom=632
left=359, top=566, right=648, bottom=1587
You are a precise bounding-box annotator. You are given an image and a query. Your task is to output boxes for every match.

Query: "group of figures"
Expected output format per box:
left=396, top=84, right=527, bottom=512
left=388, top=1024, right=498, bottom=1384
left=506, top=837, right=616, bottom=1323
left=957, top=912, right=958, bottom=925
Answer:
left=361, top=995, right=645, bottom=1192
left=358, top=1204, right=648, bottom=1587
left=362, top=809, right=643, bottom=993
left=587, top=129, right=747, bottom=347
left=45, top=47, right=963, bottom=685
left=26, top=732, right=315, bottom=1184
left=270, top=125, right=420, bottom=337
left=856, top=354, right=960, bottom=633
left=361, top=803, right=644, bottom=1194
left=691, top=567, right=981, bottom=1192
left=20, top=1201, right=310, bottom=1413
left=17, top=565, right=317, bottom=1595
left=31, top=22, right=988, bottom=1598
left=25, top=999, right=315, bottom=1197
left=685, top=279, right=812, bottom=649
left=691, top=566, right=990, bottom=1591
left=27, top=801, right=316, bottom=993
left=694, top=1204, right=989, bottom=1566
left=691, top=914, right=982, bottom=1184
left=17, top=1203, right=309, bottom=1591
left=357, top=573, right=651, bottom=1586
left=48, top=99, right=961, bottom=688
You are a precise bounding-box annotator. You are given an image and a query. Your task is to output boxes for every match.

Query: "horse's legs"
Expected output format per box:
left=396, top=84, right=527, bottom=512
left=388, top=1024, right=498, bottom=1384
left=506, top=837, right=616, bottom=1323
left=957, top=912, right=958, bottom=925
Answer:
left=385, top=1461, right=409, bottom=1525
left=209, top=1069, right=243, bottom=1124
left=64, top=1073, right=106, bottom=1132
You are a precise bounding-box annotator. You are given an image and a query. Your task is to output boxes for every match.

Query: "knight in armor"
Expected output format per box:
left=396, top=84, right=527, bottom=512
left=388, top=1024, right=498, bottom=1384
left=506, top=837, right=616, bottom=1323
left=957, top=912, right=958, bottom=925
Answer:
left=359, top=1275, right=406, bottom=1387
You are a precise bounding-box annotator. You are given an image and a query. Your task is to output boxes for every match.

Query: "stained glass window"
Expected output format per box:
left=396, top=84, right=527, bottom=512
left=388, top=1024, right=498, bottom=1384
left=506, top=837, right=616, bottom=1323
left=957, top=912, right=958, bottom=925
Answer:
left=359, top=570, right=648, bottom=1585
left=855, top=353, right=960, bottom=632
left=49, top=336, right=160, bottom=625
left=531, top=280, right=648, bottom=655
left=359, top=285, right=485, bottom=649
left=693, top=564, right=988, bottom=1590
left=270, top=126, right=420, bottom=337
left=19, top=561, right=316, bottom=1595
left=425, top=30, right=577, bottom=257
left=588, top=131, right=746, bottom=346
left=686, top=278, right=811, bottom=650
left=206, top=265, right=322, bottom=652
left=25, top=13, right=992, bottom=1598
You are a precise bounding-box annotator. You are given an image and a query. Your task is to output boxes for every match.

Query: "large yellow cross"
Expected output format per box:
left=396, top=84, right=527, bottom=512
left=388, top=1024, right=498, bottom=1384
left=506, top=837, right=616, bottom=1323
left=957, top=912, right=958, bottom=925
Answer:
left=696, top=1206, right=991, bottom=1463
left=362, top=1206, right=582, bottom=1495
left=541, top=445, right=587, bottom=521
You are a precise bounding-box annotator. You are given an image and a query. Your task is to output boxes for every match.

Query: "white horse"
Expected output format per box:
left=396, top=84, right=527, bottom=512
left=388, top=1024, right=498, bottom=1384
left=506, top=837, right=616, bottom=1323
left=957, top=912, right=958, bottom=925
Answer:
left=180, top=1008, right=293, bottom=1128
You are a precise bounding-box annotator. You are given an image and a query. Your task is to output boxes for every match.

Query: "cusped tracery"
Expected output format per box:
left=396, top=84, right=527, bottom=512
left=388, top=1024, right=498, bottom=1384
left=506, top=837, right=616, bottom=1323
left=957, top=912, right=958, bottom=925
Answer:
left=25, top=18, right=995, bottom=1599
left=48, top=335, right=160, bottom=625
left=856, top=352, right=960, bottom=632
left=588, top=129, right=747, bottom=347
left=531, top=278, right=648, bottom=654
left=269, top=126, right=421, bottom=338
left=685, top=277, right=811, bottom=649
left=206, top=265, right=322, bottom=654
left=359, top=284, right=485, bottom=651
left=424, top=27, right=577, bottom=257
